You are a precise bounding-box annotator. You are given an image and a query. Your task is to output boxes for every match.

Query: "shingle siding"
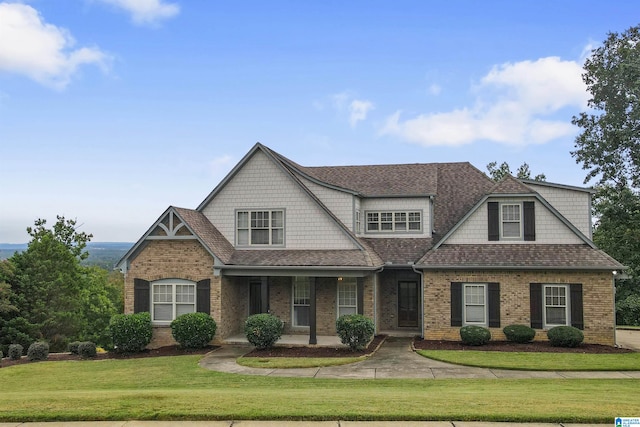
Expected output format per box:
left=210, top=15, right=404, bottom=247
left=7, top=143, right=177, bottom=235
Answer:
left=526, top=183, right=592, bottom=239
left=297, top=175, right=354, bottom=231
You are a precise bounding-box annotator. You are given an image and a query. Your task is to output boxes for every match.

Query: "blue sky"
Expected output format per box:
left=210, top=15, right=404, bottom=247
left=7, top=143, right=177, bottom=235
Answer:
left=1, top=1, right=638, bottom=243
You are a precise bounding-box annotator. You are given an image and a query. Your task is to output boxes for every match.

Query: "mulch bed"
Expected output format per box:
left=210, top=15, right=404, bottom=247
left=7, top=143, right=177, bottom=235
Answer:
left=413, top=339, right=634, bottom=354
left=243, top=335, right=386, bottom=358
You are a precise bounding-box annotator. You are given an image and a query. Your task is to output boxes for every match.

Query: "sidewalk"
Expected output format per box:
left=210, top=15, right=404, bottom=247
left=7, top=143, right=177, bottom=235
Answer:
left=0, top=421, right=614, bottom=426
left=199, top=336, right=640, bottom=380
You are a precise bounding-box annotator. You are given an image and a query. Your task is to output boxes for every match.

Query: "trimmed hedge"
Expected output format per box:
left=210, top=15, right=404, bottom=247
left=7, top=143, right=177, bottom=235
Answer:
left=69, top=341, right=82, bottom=355
left=78, top=342, right=97, bottom=359
left=171, top=312, right=217, bottom=349
left=503, top=324, right=536, bottom=343
left=460, top=325, right=491, bottom=346
left=244, top=314, right=283, bottom=350
left=27, top=341, right=49, bottom=361
left=109, top=312, right=153, bottom=353
left=547, top=326, right=584, bottom=347
left=8, top=344, right=23, bottom=360
left=336, top=314, right=375, bottom=351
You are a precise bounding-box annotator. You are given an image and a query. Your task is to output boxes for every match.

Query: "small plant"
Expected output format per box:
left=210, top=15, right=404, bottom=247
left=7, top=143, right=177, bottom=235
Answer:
left=460, top=325, right=491, bottom=346
left=244, top=313, right=283, bottom=350
left=109, top=312, right=153, bottom=353
left=68, top=341, right=82, bottom=354
left=27, top=341, right=49, bottom=361
left=547, top=326, right=584, bottom=348
left=8, top=344, right=23, bottom=360
left=503, top=324, right=536, bottom=343
left=336, top=314, right=375, bottom=351
left=0, top=350, right=3, bottom=360
left=77, top=342, right=97, bottom=359
left=171, top=312, right=217, bottom=349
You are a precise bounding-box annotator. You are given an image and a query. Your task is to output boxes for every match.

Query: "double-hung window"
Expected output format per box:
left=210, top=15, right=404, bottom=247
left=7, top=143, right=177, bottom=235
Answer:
left=501, top=204, right=521, bottom=239
left=463, top=284, right=487, bottom=326
left=237, top=210, right=284, bottom=246
left=337, top=278, right=357, bottom=317
left=152, top=279, right=196, bottom=323
left=544, top=285, right=569, bottom=327
left=366, top=211, right=421, bottom=233
left=292, top=277, right=310, bottom=327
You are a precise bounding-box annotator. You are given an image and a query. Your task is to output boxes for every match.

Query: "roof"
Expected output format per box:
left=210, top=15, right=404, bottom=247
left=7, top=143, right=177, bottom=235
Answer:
left=417, top=244, right=624, bottom=270
left=229, top=249, right=379, bottom=267
left=172, top=207, right=235, bottom=264
left=362, top=238, right=433, bottom=265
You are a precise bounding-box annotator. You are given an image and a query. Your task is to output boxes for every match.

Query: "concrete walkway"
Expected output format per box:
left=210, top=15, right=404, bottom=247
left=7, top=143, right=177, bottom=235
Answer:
left=199, top=335, right=640, bottom=379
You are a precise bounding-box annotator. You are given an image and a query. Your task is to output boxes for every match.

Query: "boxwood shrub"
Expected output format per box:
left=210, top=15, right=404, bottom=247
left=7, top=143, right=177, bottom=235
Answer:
left=68, top=341, right=82, bottom=355
left=244, top=313, right=283, bottom=350
left=460, top=325, right=491, bottom=346
left=8, top=344, right=23, bottom=360
left=109, top=312, right=153, bottom=353
left=78, top=342, right=97, bottom=359
left=547, top=325, right=584, bottom=347
left=503, top=324, right=536, bottom=343
left=27, top=341, right=49, bottom=361
left=336, top=314, right=375, bottom=351
left=171, top=312, right=217, bottom=349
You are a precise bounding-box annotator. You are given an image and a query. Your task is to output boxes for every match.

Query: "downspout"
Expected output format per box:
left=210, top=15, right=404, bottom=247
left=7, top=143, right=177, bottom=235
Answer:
left=613, top=271, right=618, bottom=347
left=412, top=264, right=425, bottom=339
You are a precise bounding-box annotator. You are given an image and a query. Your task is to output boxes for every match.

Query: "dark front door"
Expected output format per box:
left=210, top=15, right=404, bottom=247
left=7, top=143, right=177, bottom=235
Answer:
left=398, top=281, right=419, bottom=327
left=249, top=280, right=265, bottom=315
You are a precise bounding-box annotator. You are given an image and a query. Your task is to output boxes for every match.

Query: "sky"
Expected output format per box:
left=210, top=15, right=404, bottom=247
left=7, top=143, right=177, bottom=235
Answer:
left=0, top=1, right=639, bottom=243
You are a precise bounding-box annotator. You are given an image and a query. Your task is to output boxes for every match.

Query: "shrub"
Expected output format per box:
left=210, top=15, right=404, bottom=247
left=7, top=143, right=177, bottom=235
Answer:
left=171, top=312, right=217, bottom=349
left=547, top=326, right=584, bottom=348
left=244, top=313, right=283, bottom=350
left=336, top=314, right=375, bottom=351
left=503, top=324, right=536, bottom=343
left=77, top=342, right=97, bottom=359
left=27, top=342, right=49, bottom=361
left=8, top=344, right=23, bottom=360
left=616, top=294, right=640, bottom=326
left=109, top=312, right=153, bottom=353
left=69, top=341, right=82, bottom=354
left=0, top=350, right=3, bottom=360
left=460, top=325, right=491, bottom=346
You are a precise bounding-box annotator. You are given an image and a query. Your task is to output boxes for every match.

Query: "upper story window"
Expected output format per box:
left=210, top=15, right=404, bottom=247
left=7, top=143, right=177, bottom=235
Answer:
left=501, top=204, right=522, bottom=239
left=355, top=210, right=361, bottom=234
left=237, top=210, right=284, bottom=246
left=488, top=201, right=535, bottom=241
left=366, top=211, right=421, bottom=233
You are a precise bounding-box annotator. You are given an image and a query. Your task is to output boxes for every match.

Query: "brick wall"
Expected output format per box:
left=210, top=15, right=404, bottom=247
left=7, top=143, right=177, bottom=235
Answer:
left=377, top=269, right=421, bottom=332
left=423, top=270, right=615, bottom=346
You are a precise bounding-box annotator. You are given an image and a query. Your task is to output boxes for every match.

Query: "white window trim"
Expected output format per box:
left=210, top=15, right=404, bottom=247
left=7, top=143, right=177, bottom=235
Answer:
left=463, top=283, right=488, bottom=327
left=355, top=210, right=361, bottom=234
left=543, top=284, right=570, bottom=329
left=236, top=209, right=285, bottom=247
left=337, top=278, right=358, bottom=318
left=365, top=210, right=422, bottom=234
left=500, top=203, right=522, bottom=240
left=292, top=277, right=310, bottom=328
left=151, top=279, right=196, bottom=325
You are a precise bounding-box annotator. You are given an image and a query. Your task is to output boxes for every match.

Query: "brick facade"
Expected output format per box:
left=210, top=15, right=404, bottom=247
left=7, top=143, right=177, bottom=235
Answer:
left=423, top=270, right=615, bottom=346
left=377, top=269, right=421, bottom=333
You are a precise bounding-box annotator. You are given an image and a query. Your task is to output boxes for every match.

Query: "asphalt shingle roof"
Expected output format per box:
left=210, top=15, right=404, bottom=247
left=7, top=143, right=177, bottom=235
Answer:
left=173, top=207, right=235, bottom=264
left=229, top=249, right=377, bottom=267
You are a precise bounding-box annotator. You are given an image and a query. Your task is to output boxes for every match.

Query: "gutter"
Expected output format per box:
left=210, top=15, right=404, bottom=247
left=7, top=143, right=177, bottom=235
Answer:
left=413, top=264, right=625, bottom=271
left=411, top=263, right=425, bottom=339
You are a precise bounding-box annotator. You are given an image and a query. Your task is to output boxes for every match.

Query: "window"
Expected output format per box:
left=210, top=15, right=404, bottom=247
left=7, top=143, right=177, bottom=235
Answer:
left=237, top=210, right=284, bottom=246
left=292, top=277, right=310, bottom=327
left=366, top=211, right=421, bottom=233
left=355, top=210, right=361, bottom=234
left=337, top=278, right=357, bottom=317
left=152, top=279, right=195, bottom=323
left=501, top=204, right=521, bottom=238
left=544, top=285, right=569, bottom=327
left=464, top=284, right=487, bottom=326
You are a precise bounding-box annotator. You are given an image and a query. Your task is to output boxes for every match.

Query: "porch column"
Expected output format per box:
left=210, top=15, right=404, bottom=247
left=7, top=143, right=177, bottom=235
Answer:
left=357, top=277, right=364, bottom=315
left=260, top=276, right=269, bottom=313
left=309, top=277, right=317, bottom=345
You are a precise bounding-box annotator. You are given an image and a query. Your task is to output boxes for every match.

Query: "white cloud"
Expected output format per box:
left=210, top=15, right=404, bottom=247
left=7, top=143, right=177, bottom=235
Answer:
left=330, top=91, right=374, bottom=128
left=0, top=3, right=110, bottom=90
left=96, top=0, right=180, bottom=26
left=428, top=83, right=442, bottom=96
left=381, top=56, right=588, bottom=147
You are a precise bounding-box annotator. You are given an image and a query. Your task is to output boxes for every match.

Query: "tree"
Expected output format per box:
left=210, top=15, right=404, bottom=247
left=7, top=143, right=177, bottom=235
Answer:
left=571, top=25, right=640, bottom=188
left=486, top=161, right=546, bottom=182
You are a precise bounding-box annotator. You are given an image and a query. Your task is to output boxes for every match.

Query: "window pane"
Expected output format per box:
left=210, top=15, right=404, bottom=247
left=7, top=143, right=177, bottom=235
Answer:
left=271, top=211, right=283, bottom=227
left=176, top=304, right=195, bottom=317
left=272, top=228, right=283, bottom=245
left=465, top=306, right=485, bottom=323
left=154, top=304, right=172, bottom=321
left=153, top=284, right=172, bottom=302
left=176, top=285, right=194, bottom=303
left=338, top=282, right=357, bottom=306
left=294, top=306, right=309, bottom=326
left=237, top=211, right=249, bottom=228
left=294, top=279, right=310, bottom=305
left=503, top=222, right=520, bottom=237
left=338, top=306, right=357, bottom=317
left=251, top=229, right=269, bottom=244
left=546, top=307, right=566, bottom=325
left=237, top=229, right=248, bottom=245
left=502, top=205, right=520, bottom=221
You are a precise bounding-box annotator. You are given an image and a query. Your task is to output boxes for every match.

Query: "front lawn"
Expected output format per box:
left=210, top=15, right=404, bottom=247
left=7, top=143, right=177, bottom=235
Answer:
left=416, top=349, right=640, bottom=371
left=0, top=355, right=638, bottom=422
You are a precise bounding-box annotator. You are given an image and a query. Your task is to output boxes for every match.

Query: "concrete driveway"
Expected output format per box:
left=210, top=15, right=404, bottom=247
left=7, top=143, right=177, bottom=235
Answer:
left=617, top=328, right=640, bottom=350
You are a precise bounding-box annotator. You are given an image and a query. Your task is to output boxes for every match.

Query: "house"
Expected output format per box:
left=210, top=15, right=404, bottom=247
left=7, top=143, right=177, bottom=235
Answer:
left=117, top=143, right=623, bottom=347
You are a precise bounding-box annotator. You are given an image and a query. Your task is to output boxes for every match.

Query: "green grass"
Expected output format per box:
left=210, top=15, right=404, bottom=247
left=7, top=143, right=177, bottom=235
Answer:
left=0, top=355, right=639, bottom=422
left=417, top=349, right=640, bottom=371
left=237, top=356, right=364, bottom=368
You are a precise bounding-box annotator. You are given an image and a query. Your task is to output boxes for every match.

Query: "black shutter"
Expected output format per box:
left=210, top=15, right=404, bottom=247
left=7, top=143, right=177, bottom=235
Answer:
left=134, top=279, right=150, bottom=313
left=196, top=279, right=211, bottom=314
left=451, top=282, right=462, bottom=326
left=530, top=283, right=543, bottom=329
left=488, top=282, right=500, bottom=328
left=523, top=201, right=536, bottom=241
left=357, top=277, right=364, bottom=315
left=570, top=284, right=584, bottom=330
left=488, top=202, right=499, bottom=241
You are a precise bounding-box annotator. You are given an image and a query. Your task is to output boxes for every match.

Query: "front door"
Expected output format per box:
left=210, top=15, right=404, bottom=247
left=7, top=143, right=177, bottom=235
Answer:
left=398, top=281, right=419, bottom=327
left=249, top=280, right=266, bottom=315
